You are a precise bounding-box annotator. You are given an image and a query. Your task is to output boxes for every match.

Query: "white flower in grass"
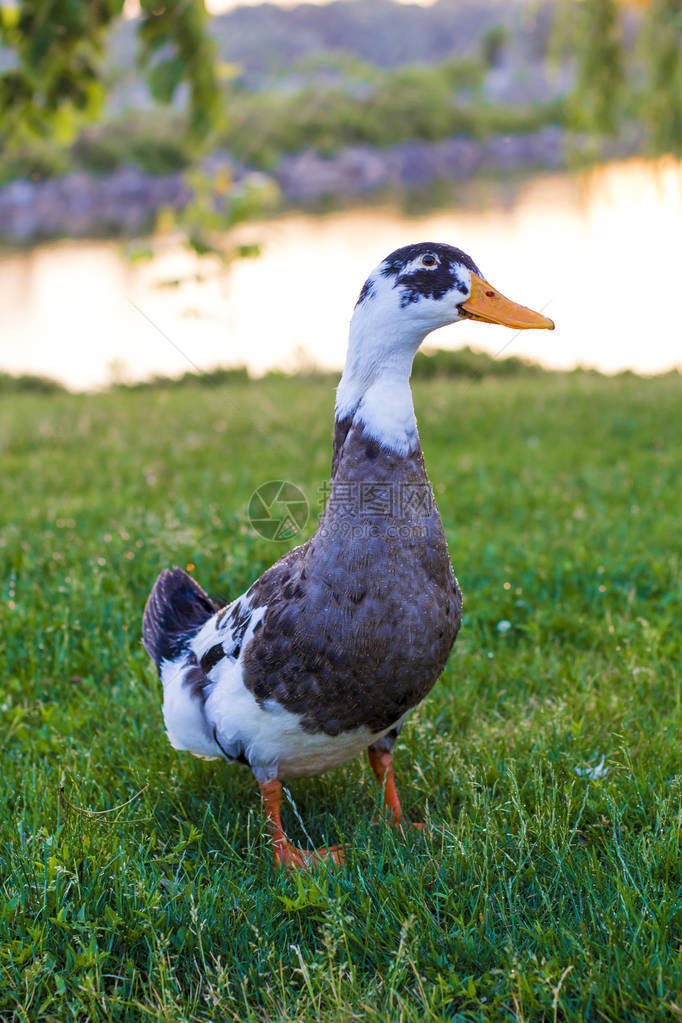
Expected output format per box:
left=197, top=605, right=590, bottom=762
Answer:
left=496, top=619, right=512, bottom=634
left=574, top=754, right=608, bottom=780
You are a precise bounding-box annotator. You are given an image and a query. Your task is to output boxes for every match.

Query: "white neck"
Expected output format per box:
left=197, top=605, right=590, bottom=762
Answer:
left=335, top=302, right=426, bottom=456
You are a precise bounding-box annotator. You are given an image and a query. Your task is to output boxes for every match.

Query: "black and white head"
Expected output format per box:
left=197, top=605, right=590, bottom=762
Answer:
left=353, top=241, right=554, bottom=337
left=337, top=241, right=553, bottom=455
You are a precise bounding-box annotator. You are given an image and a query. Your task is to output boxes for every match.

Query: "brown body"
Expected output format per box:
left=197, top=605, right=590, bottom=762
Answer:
left=241, top=418, right=462, bottom=736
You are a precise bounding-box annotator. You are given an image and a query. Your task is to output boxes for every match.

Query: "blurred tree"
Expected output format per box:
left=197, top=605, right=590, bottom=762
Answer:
left=639, top=0, right=682, bottom=153
left=547, top=0, right=577, bottom=69
left=0, top=1, right=275, bottom=264
left=480, top=25, right=510, bottom=69
left=0, top=0, right=221, bottom=151
left=568, top=0, right=625, bottom=135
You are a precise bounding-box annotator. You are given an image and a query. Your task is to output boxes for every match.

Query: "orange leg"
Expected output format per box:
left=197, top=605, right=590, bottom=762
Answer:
left=258, top=779, right=344, bottom=871
left=368, top=749, right=423, bottom=832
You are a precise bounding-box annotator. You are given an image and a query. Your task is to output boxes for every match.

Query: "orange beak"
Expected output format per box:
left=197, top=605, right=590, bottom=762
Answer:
left=460, top=272, right=554, bottom=330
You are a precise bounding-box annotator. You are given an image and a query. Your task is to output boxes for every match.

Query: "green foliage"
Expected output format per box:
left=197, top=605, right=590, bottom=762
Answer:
left=550, top=0, right=682, bottom=152
left=0, top=371, right=66, bottom=394
left=178, top=165, right=280, bottom=262
left=370, top=65, right=481, bottom=141
left=480, top=24, right=510, bottom=68
left=0, top=0, right=221, bottom=152
left=0, top=137, right=72, bottom=184
left=566, top=0, right=626, bottom=135
left=414, top=345, right=545, bottom=380
left=0, top=371, right=680, bottom=1019
left=0, top=52, right=562, bottom=185
left=223, top=60, right=559, bottom=170
left=72, top=110, right=191, bottom=174
left=287, top=51, right=381, bottom=84
left=0, top=2, right=271, bottom=263
left=0, top=0, right=114, bottom=147
left=137, top=0, right=220, bottom=143
left=639, top=0, right=682, bottom=154
left=0, top=348, right=550, bottom=397
left=114, top=366, right=250, bottom=391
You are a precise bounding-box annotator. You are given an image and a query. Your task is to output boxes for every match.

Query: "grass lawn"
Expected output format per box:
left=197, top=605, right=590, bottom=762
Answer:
left=0, top=370, right=680, bottom=1021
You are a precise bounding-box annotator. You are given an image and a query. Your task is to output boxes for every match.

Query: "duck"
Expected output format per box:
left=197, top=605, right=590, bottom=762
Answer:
left=142, top=241, right=554, bottom=869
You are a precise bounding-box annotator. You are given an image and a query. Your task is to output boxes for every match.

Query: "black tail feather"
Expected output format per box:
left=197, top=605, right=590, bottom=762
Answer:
left=142, top=567, right=219, bottom=669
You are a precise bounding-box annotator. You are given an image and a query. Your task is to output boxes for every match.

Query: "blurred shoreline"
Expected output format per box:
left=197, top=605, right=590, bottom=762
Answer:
left=0, top=126, right=641, bottom=244
left=2, top=346, right=677, bottom=400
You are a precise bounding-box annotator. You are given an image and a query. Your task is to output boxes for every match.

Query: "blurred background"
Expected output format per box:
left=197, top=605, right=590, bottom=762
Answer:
left=1, top=0, right=680, bottom=391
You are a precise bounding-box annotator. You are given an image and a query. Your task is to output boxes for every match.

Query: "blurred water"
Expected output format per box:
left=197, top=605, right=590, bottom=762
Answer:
left=1, top=156, right=680, bottom=390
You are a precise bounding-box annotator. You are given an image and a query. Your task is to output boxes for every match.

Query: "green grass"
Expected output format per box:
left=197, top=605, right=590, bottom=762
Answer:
left=0, top=370, right=680, bottom=1021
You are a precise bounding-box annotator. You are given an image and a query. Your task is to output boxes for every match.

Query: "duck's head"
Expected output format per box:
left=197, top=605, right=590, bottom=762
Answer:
left=337, top=241, right=554, bottom=454
left=353, top=241, right=554, bottom=337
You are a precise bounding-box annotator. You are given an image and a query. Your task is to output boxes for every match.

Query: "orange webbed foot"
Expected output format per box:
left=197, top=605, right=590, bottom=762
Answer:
left=259, top=778, right=345, bottom=872
left=274, top=840, right=345, bottom=872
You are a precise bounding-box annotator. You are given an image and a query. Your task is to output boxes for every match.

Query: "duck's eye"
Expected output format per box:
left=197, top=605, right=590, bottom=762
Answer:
left=421, top=254, right=437, bottom=267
